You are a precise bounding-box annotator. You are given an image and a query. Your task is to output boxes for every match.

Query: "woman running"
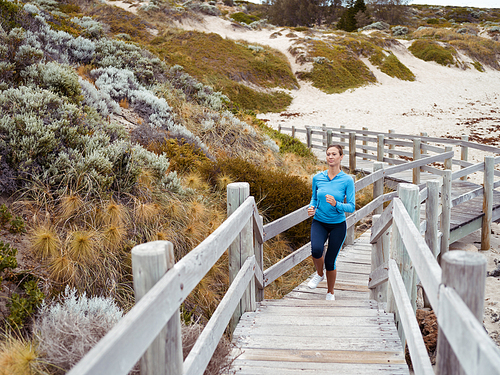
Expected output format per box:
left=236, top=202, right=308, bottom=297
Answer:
left=307, top=144, right=355, bottom=301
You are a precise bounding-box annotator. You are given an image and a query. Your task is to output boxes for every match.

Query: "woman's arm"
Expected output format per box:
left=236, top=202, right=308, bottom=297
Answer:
left=333, top=176, right=355, bottom=213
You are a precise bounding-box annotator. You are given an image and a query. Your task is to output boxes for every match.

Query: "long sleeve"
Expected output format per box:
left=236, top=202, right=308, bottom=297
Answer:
left=333, top=175, right=355, bottom=214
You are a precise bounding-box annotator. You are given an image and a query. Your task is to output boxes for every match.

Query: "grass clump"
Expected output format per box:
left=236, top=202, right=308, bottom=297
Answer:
left=297, top=40, right=376, bottom=94
left=0, top=335, right=44, bottom=375
left=408, top=39, right=455, bottom=66
left=230, top=12, right=259, bottom=25
left=370, top=52, right=415, bottom=81
left=149, top=30, right=297, bottom=112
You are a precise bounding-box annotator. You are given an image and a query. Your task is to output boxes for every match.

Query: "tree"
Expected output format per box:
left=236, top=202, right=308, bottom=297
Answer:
left=265, top=0, right=342, bottom=27
left=366, top=0, right=410, bottom=25
left=337, top=0, right=369, bottom=32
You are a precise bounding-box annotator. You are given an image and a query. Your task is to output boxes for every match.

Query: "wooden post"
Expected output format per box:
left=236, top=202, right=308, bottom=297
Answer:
left=436, top=251, right=487, bottom=375
left=460, top=135, right=468, bottom=181
left=291, top=125, right=296, bottom=138
left=255, top=214, right=264, bottom=302
left=425, top=179, right=440, bottom=259
left=388, top=129, right=395, bottom=161
left=482, top=156, right=494, bottom=251
left=278, top=124, right=281, bottom=133
left=444, top=146, right=453, bottom=170
left=340, top=125, right=346, bottom=144
left=377, top=134, right=384, bottom=162
left=322, top=124, right=327, bottom=147
left=373, top=162, right=384, bottom=215
left=306, top=126, right=312, bottom=149
left=227, top=183, right=255, bottom=333
left=413, top=138, right=421, bottom=185
left=441, top=170, right=452, bottom=259
left=132, top=241, right=183, bottom=375
left=420, top=132, right=428, bottom=156
left=326, top=129, right=332, bottom=147
left=371, top=214, right=389, bottom=302
left=349, top=132, right=356, bottom=174
left=362, top=126, right=368, bottom=160
left=398, top=184, right=420, bottom=313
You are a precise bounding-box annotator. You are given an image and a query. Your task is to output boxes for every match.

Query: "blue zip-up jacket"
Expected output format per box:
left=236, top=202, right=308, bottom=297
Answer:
left=310, top=170, right=355, bottom=224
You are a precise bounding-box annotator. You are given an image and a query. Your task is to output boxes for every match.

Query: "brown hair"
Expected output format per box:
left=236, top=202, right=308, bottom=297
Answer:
left=326, top=144, right=343, bottom=155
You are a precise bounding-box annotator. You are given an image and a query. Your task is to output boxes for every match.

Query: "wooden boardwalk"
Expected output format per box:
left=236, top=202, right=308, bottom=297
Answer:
left=231, top=231, right=410, bottom=375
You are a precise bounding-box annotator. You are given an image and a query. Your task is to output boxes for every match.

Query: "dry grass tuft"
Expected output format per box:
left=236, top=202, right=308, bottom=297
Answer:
left=215, top=174, right=234, bottom=192
left=102, top=225, right=127, bottom=251
left=48, top=253, right=75, bottom=283
left=183, top=172, right=206, bottom=190
left=59, top=192, right=84, bottom=222
left=30, top=224, right=61, bottom=259
left=100, top=201, right=128, bottom=227
left=0, top=335, right=44, bottom=375
left=134, top=201, right=160, bottom=225
left=67, top=229, right=100, bottom=264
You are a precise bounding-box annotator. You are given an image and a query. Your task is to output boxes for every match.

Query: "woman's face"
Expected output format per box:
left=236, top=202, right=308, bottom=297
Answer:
left=326, top=147, right=343, bottom=166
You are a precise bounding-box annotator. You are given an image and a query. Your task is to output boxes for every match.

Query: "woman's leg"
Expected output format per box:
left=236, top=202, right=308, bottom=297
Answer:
left=310, top=220, right=329, bottom=276
left=324, top=221, right=347, bottom=294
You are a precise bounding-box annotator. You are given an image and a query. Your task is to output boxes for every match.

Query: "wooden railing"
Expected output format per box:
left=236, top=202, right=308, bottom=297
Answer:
left=68, top=127, right=500, bottom=375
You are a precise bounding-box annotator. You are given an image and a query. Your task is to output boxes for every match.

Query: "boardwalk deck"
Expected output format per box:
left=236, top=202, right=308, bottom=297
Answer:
left=231, top=231, right=410, bottom=375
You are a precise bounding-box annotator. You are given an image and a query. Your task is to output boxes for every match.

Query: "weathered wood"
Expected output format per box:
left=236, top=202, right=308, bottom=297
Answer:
left=228, top=183, right=255, bottom=332
left=132, top=241, right=182, bottom=375
left=451, top=186, right=483, bottom=207
left=263, top=205, right=309, bottom=241
left=362, top=126, right=368, bottom=159
left=437, top=286, right=500, bottom=375
left=482, top=156, right=494, bottom=250
left=327, top=129, right=332, bottom=146
left=368, top=260, right=389, bottom=290
left=388, top=129, right=395, bottom=160
left=184, top=256, right=255, bottom=375
left=340, top=125, right=346, bottom=143
left=441, top=170, right=452, bottom=257
left=436, top=251, right=488, bottom=375
left=393, top=198, right=442, bottom=312
left=306, top=126, right=312, bottom=148
left=68, top=197, right=256, bottom=375
left=420, top=164, right=447, bottom=176
left=377, top=134, right=384, bottom=162
left=388, top=259, right=435, bottom=375
left=425, top=179, right=440, bottom=259
left=370, top=200, right=393, bottom=244
left=413, top=138, right=421, bottom=185
left=254, top=214, right=264, bottom=301
left=346, top=194, right=384, bottom=229
left=354, top=169, right=384, bottom=192
left=264, top=242, right=311, bottom=286
left=370, top=214, right=388, bottom=301
left=398, top=184, right=420, bottom=313
left=444, top=145, right=453, bottom=170
left=383, top=151, right=454, bottom=178
left=349, top=132, right=356, bottom=173
left=373, top=162, right=384, bottom=215
left=451, top=160, right=484, bottom=181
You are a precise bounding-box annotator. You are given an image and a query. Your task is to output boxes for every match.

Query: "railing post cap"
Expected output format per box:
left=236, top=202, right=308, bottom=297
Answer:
left=227, top=182, right=250, bottom=189
left=442, top=250, right=486, bottom=266
left=132, top=240, right=172, bottom=257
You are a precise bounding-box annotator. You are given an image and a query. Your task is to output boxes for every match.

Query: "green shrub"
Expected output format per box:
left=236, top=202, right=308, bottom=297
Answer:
left=371, top=52, right=415, bottom=81
left=200, top=157, right=312, bottom=246
left=0, top=0, right=25, bottom=32
left=426, top=18, right=439, bottom=24
left=0, top=204, right=12, bottom=226
left=9, top=216, right=25, bottom=234
left=7, top=280, right=45, bottom=330
left=298, top=41, right=376, bottom=94
left=408, top=39, right=455, bottom=66
left=0, top=240, right=17, bottom=282
left=472, top=61, right=484, bottom=72
left=230, top=12, right=259, bottom=25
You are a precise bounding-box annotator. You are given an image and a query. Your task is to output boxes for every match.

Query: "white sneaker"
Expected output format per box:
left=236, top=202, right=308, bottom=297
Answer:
left=307, top=273, right=324, bottom=289
left=326, top=293, right=335, bottom=301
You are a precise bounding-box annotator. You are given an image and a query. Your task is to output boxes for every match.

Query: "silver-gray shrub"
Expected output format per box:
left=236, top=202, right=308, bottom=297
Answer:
left=392, top=26, right=409, bottom=36
left=22, top=61, right=82, bottom=103
left=70, top=16, right=104, bottom=39
left=92, top=66, right=176, bottom=129
left=0, top=86, right=180, bottom=194
left=79, top=77, right=121, bottom=118
left=34, top=286, right=123, bottom=373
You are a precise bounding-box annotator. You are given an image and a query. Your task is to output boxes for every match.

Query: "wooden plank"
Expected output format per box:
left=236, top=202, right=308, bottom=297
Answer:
left=354, top=169, right=385, bottom=191
left=234, top=348, right=407, bottom=364
left=370, top=201, right=393, bottom=244
left=384, top=151, right=454, bottom=177
left=393, top=199, right=442, bottom=311
left=184, top=256, right=255, bottom=375
left=263, top=205, right=309, bottom=241
left=368, top=261, right=389, bottom=289
left=438, top=286, right=500, bottom=375
left=347, top=195, right=384, bottom=228
left=451, top=186, right=483, bottom=207
left=263, top=242, right=310, bottom=286
left=246, top=305, right=380, bottom=317
left=451, top=160, right=484, bottom=181
left=67, top=197, right=257, bottom=375
left=252, top=204, right=264, bottom=245
left=232, top=360, right=409, bottom=375
left=388, top=259, right=435, bottom=375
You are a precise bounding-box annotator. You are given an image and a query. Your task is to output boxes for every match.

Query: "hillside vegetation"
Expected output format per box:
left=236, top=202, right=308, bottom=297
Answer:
left=0, top=0, right=500, bottom=373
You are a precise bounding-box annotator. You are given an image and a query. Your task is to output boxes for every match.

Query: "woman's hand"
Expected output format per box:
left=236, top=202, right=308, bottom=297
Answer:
left=308, top=206, right=316, bottom=217
left=325, top=194, right=337, bottom=207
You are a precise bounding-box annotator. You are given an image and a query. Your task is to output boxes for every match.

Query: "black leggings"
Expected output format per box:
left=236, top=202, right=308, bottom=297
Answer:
left=310, top=219, right=346, bottom=271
